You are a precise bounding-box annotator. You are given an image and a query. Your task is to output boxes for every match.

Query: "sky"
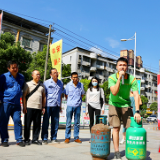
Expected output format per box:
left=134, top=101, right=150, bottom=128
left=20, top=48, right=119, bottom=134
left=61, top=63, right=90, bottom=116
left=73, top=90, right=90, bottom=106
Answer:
left=1, top=0, right=160, bottom=73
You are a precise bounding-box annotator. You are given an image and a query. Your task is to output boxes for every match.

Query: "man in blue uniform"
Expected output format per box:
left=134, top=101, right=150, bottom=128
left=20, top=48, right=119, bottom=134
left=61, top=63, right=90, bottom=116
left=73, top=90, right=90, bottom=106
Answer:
left=41, top=68, right=63, bottom=144
left=0, top=61, right=25, bottom=147
left=64, top=72, right=85, bottom=143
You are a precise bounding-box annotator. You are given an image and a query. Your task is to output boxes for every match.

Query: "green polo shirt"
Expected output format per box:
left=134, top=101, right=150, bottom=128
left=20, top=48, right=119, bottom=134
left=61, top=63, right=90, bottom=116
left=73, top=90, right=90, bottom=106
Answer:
left=108, top=73, right=138, bottom=108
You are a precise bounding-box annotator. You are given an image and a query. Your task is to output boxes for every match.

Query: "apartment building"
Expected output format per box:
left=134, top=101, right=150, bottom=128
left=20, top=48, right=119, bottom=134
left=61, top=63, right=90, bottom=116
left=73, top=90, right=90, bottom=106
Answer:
left=62, top=47, right=157, bottom=107
left=1, top=10, right=53, bottom=53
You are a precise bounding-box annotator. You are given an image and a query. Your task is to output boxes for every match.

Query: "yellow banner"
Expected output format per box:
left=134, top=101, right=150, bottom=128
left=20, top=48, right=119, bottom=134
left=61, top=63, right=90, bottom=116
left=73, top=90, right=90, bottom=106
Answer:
left=50, top=39, right=62, bottom=79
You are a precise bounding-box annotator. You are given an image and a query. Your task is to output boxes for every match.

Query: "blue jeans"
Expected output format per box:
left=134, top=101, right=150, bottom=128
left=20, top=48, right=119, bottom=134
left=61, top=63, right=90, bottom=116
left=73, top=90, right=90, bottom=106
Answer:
left=0, top=103, right=22, bottom=143
left=41, top=106, right=60, bottom=140
left=65, top=106, right=81, bottom=140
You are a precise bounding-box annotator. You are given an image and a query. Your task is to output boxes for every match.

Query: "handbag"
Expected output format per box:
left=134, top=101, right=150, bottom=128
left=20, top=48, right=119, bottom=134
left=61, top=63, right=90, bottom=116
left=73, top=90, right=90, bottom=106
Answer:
left=99, top=88, right=103, bottom=108
left=26, top=82, right=42, bottom=101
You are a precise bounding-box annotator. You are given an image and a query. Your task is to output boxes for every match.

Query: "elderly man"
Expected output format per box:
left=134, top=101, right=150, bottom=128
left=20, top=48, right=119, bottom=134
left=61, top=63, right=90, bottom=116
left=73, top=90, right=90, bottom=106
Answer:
left=108, top=57, right=141, bottom=160
left=23, top=70, right=46, bottom=145
left=0, top=61, right=25, bottom=147
left=41, top=68, right=63, bottom=144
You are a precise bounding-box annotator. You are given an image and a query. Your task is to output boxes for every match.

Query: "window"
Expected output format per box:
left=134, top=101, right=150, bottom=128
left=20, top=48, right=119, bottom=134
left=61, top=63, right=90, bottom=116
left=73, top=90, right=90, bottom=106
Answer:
left=82, top=66, right=90, bottom=73
left=97, top=60, right=103, bottom=66
left=70, top=56, right=72, bottom=62
left=78, top=64, right=81, bottom=69
left=39, top=43, right=45, bottom=51
left=97, top=70, right=103, bottom=75
left=22, top=38, right=32, bottom=48
left=83, top=56, right=90, bottom=62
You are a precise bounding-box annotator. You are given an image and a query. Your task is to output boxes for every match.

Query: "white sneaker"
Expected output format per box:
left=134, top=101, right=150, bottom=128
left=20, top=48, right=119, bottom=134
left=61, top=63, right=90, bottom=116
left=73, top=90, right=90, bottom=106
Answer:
left=120, top=138, right=125, bottom=144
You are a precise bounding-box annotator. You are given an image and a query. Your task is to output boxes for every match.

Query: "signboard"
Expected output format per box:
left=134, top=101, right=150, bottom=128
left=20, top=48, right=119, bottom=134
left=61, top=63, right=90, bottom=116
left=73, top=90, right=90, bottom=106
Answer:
left=50, top=39, right=62, bottom=79
left=158, top=75, right=160, bottom=130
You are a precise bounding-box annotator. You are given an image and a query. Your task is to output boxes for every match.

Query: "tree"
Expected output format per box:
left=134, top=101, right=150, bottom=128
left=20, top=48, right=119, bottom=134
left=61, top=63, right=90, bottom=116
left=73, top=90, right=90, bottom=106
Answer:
left=0, top=32, right=32, bottom=79
left=27, top=46, right=72, bottom=82
left=26, top=45, right=52, bottom=81
left=62, top=64, right=71, bottom=84
left=140, top=95, right=148, bottom=110
left=100, top=81, right=110, bottom=104
left=150, top=102, right=158, bottom=111
left=80, top=79, right=91, bottom=102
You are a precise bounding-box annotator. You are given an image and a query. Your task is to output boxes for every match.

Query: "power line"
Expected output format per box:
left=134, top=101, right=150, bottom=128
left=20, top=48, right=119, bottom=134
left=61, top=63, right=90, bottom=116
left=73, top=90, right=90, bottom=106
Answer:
left=1, top=8, right=159, bottom=72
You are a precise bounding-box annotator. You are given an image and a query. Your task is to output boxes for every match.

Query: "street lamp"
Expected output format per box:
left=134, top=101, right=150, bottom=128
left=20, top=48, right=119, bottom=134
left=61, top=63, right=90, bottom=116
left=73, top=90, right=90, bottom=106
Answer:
left=121, top=32, right=136, bottom=77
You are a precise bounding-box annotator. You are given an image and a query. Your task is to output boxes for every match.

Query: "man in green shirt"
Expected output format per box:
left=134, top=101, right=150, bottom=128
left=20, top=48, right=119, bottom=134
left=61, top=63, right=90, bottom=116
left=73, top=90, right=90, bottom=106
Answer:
left=108, top=57, right=141, bottom=160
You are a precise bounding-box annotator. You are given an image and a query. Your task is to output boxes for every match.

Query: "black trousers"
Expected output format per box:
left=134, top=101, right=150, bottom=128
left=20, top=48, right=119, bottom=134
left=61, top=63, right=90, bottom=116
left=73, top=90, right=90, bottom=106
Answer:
left=24, top=108, right=41, bottom=141
left=88, top=104, right=101, bottom=132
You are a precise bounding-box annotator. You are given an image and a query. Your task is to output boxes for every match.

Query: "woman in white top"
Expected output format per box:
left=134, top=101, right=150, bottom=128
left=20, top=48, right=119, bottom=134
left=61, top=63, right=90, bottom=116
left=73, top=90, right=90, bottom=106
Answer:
left=86, top=77, right=105, bottom=132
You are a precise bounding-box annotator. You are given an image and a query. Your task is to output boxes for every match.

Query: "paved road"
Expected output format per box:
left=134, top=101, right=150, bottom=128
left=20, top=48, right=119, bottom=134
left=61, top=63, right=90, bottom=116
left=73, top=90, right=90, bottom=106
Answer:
left=0, top=124, right=159, bottom=160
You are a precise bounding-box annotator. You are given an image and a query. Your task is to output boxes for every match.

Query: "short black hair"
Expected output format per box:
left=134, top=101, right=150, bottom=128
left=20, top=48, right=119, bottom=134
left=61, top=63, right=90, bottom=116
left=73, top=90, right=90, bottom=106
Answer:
left=71, top=72, right=78, bottom=77
left=116, top=57, right=128, bottom=65
left=50, top=68, right=57, bottom=74
left=7, top=61, right=18, bottom=68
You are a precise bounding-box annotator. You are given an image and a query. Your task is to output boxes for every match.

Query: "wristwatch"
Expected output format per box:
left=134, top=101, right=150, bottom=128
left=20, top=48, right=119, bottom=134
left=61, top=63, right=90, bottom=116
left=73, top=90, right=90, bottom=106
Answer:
left=136, top=110, right=140, bottom=114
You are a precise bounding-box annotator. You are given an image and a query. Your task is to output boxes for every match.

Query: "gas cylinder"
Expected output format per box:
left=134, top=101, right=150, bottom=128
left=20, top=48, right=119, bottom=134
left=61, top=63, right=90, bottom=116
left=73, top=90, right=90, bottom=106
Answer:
left=126, top=117, right=146, bottom=160
left=90, top=115, right=111, bottom=160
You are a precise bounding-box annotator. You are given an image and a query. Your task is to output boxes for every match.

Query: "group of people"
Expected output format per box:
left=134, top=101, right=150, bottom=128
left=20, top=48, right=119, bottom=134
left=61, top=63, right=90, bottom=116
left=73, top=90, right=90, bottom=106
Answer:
left=0, top=57, right=141, bottom=160
left=0, top=61, right=87, bottom=146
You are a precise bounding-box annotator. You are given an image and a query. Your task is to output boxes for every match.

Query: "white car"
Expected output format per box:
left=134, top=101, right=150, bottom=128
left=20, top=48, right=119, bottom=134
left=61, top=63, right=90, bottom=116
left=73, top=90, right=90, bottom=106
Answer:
left=146, top=115, right=157, bottom=123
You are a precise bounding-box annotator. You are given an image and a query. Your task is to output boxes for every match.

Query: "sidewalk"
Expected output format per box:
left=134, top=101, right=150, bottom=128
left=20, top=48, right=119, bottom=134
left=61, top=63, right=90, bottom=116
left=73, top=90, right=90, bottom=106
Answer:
left=0, top=124, right=159, bottom=160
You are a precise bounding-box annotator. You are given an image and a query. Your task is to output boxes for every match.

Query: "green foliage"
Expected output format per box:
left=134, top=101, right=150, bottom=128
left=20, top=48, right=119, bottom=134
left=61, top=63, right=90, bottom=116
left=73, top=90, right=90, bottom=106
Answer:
left=0, top=32, right=32, bottom=79
left=26, top=45, right=52, bottom=81
left=80, top=79, right=91, bottom=101
left=62, top=64, right=71, bottom=84
left=140, top=95, right=148, bottom=110
left=141, top=104, right=147, bottom=110
left=100, top=81, right=110, bottom=104
left=150, top=102, right=158, bottom=111
left=140, top=95, right=148, bottom=104
left=140, top=110, right=146, bottom=117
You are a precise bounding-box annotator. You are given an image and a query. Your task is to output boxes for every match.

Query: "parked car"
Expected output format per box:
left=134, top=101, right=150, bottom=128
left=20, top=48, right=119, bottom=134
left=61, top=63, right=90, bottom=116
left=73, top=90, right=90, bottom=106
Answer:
left=146, top=115, right=157, bottom=123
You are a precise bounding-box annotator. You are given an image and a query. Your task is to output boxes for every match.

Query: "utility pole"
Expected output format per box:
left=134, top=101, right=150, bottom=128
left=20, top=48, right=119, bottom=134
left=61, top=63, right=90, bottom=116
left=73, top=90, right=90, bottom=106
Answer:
left=44, top=24, right=52, bottom=82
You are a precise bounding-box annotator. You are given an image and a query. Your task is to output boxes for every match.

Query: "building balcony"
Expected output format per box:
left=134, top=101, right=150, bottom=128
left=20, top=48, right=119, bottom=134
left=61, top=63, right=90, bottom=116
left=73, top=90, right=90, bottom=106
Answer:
left=96, top=65, right=104, bottom=70
left=105, top=66, right=113, bottom=72
left=90, top=66, right=96, bottom=72
left=141, top=79, right=145, bottom=83
left=78, top=59, right=81, bottom=63
left=135, top=75, right=141, bottom=79
left=89, top=76, right=93, bottom=80
left=139, top=68, right=145, bottom=73
left=90, top=52, right=97, bottom=59
left=81, top=72, right=90, bottom=77
left=140, top=87, right=145, bottom=90
left=145, top=85, right=151, bottom=88
left=82, top=61, right=90, bottom=66
left=96, top=74, right=104, bottom=79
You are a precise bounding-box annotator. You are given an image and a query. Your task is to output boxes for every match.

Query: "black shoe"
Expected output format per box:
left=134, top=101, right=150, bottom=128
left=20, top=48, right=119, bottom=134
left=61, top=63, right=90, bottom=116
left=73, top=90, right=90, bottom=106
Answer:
left=25, top=140, right=31, bottom=145
left=113, top=151, right=122, bottom=160
left=32, top=140, right=42, bottom=145
left=42, top=140, right=48, bottom=145
left=2, top=142, right=9, bottom=147
left=17, top=141, right=25, bottom=147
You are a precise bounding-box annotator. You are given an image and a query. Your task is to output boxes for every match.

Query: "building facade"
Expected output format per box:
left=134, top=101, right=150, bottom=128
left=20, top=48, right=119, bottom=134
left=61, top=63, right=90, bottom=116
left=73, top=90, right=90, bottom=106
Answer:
left=1, top=10, right=53, bottom=53
left=62, top=47, right=157, bottom=107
